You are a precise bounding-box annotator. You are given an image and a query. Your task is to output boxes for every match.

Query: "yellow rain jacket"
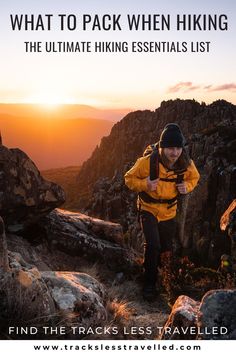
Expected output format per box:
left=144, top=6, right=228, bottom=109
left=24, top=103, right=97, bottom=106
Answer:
left=124, top=154, right=200, bottom=221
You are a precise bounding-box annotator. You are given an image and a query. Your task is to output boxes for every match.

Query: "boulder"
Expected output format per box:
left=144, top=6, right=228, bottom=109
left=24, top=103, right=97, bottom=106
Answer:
left=6, top=231, right=52, bottom=271
left=42, top=271, right=107, bottom=328
left=0, top=145, right=65, bottom=232
left=160, top=289, right=236, bottom=340
left=0, top=251, right=56, bottom=333
left=0, top=246, right=108, bottom=338
left=37, top=209, right=139, bottom=272
left=220, top=199, right=236, bottom=232
left=159, top=295, right=199, bottom=340
left=220, top=199, right=236, bottom=259
left=198, top=289, right=236, bottom=339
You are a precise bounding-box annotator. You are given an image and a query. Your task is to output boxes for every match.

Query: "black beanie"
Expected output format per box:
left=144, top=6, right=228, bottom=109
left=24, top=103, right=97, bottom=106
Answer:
left=159, top=123, right=186, bottom=148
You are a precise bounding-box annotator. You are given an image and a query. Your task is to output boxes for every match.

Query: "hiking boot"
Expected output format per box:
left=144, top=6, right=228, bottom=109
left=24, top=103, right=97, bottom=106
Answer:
left=142, top=285, right=159, bottom=302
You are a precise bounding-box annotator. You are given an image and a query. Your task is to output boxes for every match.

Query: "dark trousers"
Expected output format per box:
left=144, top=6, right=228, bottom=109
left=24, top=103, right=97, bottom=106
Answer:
left=140, top=210, right=176, bottom=286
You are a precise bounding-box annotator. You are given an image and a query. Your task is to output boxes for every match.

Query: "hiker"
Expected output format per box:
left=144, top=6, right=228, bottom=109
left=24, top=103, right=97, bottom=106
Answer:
left=124, top=123, right=200, bottom=301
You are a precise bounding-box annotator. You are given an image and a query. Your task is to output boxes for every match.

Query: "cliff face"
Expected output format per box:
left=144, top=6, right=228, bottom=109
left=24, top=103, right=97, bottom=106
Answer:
left=77, top=99, right=236, bottom=265
left=0, top=145, right=65, bottom=232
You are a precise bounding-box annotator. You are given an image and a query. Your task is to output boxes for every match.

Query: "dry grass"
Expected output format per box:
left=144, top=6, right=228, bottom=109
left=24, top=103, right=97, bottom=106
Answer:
left=107, top=300, right=132, bottom=323
left=78, top=263, right=101, bottom=280
left=106, top=284, right=136, bottom=324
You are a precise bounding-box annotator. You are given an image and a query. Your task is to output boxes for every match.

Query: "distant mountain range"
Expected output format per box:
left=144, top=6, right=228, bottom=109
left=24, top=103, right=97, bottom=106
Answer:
left=0, top=104, right=130, bottom=122
left=0, top=104, right=130, bottom=169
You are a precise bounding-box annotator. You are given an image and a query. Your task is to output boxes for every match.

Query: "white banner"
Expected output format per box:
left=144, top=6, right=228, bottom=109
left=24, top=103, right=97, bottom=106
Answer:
left=0, top=340, right=235, bottom=354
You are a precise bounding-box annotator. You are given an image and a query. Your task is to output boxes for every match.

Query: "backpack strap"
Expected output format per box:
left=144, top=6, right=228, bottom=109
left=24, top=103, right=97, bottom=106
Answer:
left=159, top=170, right=187, bottom=183
left=138, top=192, right=178, bottom=209
left=149, top=147, right=159, bottom=181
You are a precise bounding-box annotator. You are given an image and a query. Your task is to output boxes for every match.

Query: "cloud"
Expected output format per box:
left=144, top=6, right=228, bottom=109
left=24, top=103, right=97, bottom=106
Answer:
left=203, top=85, right=212, bottom=90
left=168, top=82, right=236, bottom=94
left=208, top=83, right=236, bottom=92
left=186, top=85, right=201, bottom=92
left=167, top=82, right=192, bottom=93
left=167, top=82, right=200, bottom=93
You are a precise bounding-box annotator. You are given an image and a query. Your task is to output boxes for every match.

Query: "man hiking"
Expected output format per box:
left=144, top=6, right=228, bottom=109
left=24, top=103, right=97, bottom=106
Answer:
left=124, top=123, right=200, bottom=301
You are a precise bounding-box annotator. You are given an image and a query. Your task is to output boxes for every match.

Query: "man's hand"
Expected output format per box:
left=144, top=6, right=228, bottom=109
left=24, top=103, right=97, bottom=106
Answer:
left=176, top=182, right=188, bottom=194
left=147, top=177, right=159, bottom=192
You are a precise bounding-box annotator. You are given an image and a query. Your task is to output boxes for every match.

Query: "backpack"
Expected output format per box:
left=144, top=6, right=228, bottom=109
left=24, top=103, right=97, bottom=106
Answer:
left=138, top=144, right=186, bottom=209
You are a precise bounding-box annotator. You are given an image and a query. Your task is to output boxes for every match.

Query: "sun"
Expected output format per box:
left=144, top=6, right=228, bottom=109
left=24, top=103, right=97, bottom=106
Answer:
left=25, top=92, right=75, bottom=109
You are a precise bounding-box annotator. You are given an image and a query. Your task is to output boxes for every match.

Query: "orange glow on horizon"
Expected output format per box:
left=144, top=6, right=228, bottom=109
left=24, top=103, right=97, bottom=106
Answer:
left=24, top=92, right=76, bottom=108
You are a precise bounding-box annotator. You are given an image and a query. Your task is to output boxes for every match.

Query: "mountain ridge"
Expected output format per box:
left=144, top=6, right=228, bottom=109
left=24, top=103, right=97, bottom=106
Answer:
left=76, top=98, right=236, bottom=265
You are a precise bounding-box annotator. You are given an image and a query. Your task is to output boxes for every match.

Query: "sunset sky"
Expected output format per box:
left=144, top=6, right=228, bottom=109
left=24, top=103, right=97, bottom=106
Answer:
left=0, top=0, right=236, bottom=110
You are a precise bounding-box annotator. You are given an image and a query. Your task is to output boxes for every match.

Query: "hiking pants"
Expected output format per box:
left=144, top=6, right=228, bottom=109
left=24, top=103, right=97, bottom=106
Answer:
left=140, top=210, right=176, bottom=286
